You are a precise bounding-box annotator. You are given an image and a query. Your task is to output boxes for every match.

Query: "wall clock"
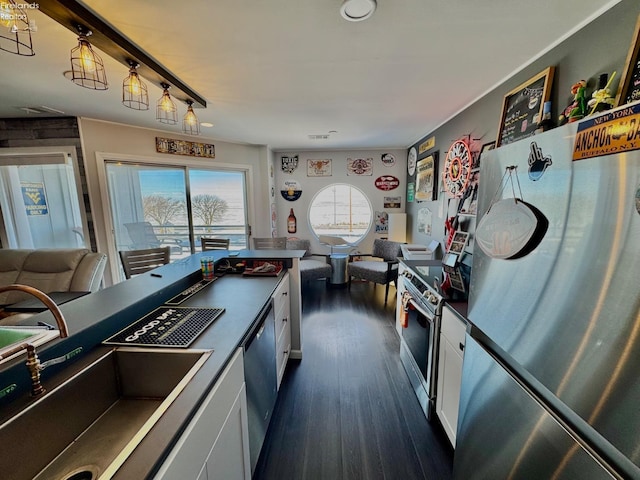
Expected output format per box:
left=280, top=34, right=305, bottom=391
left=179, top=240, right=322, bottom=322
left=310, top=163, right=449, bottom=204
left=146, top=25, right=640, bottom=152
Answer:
left=443, top=139, right=471, bottom=198
left=408, top=147, right=417, bottom=176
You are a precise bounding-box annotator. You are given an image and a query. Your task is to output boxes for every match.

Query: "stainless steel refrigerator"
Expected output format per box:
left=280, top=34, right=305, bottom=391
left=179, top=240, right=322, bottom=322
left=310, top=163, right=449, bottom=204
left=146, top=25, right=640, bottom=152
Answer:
left=454, top=119, right=640, bottom=479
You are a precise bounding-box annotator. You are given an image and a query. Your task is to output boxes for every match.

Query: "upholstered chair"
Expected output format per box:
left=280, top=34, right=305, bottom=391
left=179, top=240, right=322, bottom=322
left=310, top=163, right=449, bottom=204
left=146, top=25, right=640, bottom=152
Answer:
left=348, top=239, right=402, bottom=303
left=286, top=239, right=331, bottom=284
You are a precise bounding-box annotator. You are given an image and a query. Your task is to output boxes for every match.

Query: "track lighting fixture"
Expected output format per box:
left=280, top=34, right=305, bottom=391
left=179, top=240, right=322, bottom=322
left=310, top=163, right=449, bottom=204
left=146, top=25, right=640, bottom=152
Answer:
left=182, top=100, right=200, bottom=135
left=0, top=0, right=35, bottom=56
left=122, top=61, right=149, bottom=110
left=156, top=82, right=178, bottom=125
left=69, top=25, right=108, bottom=90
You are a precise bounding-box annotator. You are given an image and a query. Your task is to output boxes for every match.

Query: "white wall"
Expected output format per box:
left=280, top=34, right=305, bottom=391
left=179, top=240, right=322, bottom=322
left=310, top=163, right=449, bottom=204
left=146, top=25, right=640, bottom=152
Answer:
left=272, top=149, right=407, bottom=254
left=79, top=118, right=271, bottom=284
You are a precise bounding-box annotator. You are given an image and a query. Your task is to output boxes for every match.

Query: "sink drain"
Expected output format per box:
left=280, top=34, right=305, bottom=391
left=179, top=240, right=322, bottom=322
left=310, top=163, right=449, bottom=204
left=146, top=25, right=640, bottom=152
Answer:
left=62, top=466, right=98, bottom=480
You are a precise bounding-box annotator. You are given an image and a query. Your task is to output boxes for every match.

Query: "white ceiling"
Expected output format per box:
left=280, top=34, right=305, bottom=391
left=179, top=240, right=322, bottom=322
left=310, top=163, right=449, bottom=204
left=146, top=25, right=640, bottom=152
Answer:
left=0, top=0, right=619, bottom=150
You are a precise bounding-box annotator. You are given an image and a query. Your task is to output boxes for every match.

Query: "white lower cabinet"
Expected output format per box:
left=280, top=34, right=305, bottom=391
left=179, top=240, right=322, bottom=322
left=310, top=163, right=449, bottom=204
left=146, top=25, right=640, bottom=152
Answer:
left=154, top=348, right=251, bottom=480
left=273, top=273, right=291, bottom=389
left=436, top=305, right=467, bottom=447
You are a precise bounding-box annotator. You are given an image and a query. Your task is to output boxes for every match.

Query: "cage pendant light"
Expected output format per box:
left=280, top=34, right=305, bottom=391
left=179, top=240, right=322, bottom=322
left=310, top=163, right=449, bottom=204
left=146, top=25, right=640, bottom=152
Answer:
left=69, top=27, right=108, bottom=90
left=0, top=0, right=35, bottom=56
left=122, top=62, right=149, bottom=110
left=182, top=100, right=200, bottom=135
left=156, top=83, right=178, bottom=124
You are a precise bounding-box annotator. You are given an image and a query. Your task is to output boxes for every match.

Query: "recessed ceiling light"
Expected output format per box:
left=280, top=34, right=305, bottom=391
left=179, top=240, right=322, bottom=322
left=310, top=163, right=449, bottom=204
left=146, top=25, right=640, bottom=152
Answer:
left=340, top=0, right=376, bottom=22
left=200, top=122, right=214, bottom=128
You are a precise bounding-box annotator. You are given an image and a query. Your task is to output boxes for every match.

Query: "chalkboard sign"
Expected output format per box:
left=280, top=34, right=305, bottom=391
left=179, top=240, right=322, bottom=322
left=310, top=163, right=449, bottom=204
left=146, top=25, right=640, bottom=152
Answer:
left=616, top=14, right=640, bottom=106
left=496, top=67, right=555, bottom=147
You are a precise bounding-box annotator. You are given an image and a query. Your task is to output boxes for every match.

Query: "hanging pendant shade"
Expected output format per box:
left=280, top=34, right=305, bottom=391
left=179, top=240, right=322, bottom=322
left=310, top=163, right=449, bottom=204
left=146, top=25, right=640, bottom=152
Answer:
left=156, top=83, right=178, bottom=124
left=0, top=0, right=35, bottom=56
left=182, top=100, right=200, bottom=135
left=69, top=28, right=108, bottom=90
left=122, top=62, right=149, bottom=110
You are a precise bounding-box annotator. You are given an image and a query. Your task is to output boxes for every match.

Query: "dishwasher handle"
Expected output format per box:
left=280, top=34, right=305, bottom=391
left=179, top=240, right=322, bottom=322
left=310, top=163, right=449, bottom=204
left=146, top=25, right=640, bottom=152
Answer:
left=245, top=301, right=273, bottom=350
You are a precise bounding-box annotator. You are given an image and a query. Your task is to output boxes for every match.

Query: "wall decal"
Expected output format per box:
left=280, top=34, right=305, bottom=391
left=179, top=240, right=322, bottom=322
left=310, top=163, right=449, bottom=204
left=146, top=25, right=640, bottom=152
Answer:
left=528, top=142, right=553, bottom=181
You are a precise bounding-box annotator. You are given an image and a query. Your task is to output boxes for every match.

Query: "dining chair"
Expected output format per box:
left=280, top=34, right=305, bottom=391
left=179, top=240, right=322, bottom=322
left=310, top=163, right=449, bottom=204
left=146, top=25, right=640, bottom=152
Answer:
left=252, top=237, right=287, bottom=249
left=119, top=246, right=171, bottom=279
left=201, top=237, right=231, bottom=251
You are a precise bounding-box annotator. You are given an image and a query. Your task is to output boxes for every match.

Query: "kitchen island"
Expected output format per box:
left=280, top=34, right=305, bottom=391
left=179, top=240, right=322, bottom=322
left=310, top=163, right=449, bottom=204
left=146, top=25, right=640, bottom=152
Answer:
left=0, top=249, right=304, bottom=479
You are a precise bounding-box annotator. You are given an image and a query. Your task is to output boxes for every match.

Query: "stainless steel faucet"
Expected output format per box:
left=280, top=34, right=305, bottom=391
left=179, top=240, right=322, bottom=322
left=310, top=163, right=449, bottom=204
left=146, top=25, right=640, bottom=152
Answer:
left=0, top=284, right=70, bottom=397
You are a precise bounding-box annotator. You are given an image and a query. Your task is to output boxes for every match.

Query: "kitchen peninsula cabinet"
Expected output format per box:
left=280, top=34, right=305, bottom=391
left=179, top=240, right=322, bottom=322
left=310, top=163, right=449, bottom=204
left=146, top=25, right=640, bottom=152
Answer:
left=436, top=304, right=467, bottom=447
left=273, top=272, right=291, bottom=388
left=154, top=348, right=251, bottom=480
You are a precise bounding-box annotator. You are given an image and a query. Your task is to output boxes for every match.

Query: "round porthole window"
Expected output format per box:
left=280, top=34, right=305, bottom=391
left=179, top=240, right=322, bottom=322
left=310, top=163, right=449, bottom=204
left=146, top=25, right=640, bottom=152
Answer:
left=308, top=184, right=372, bottom=244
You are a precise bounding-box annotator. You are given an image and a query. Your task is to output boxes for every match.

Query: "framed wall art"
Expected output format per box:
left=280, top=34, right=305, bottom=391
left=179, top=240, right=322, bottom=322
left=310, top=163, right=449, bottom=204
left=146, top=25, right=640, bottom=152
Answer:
left=414, top=152, right=438, bottom=201
left=496, top=67, right=555, bottom=147
left=616, top=14, right=640, bottom=106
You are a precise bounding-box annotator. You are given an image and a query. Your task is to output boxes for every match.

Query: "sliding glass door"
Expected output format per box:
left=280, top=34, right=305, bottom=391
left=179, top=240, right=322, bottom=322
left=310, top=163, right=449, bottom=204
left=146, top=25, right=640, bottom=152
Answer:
left=105, top=161, right=249, bottom=280
left=0, top=151, right=86, bottom=249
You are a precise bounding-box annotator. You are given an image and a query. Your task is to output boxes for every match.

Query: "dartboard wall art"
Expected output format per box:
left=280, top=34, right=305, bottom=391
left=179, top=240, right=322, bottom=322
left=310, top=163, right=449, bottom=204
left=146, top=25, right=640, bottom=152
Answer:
left=443, top=139, right=472, bottom=198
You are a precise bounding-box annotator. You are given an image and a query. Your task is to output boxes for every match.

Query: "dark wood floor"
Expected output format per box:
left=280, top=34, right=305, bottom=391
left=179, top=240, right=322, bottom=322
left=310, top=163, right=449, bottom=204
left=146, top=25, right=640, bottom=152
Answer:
left=254, top=280, right=453, bottom=480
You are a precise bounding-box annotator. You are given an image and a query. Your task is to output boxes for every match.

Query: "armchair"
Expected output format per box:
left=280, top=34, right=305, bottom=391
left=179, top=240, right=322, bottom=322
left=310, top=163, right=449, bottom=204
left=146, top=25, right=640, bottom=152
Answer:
left=286, top=239, right=331, bottom=284
left=348, top=239, right=402, bottom=303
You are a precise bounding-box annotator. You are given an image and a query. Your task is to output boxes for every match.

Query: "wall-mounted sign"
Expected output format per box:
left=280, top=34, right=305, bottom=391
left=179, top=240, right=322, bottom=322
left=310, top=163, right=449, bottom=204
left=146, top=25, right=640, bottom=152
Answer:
left=443, top=140, right=472, bottom=198
left=280, top=179, right=302, bottom=201
left=381, top=153, right=396, bottom=167
left=407, top=182, right=415, bottom=203
left=573, top=102, right=640, bottom=161
left=375, top=211, right=388, bottom=234
left=347, top=157, right=373, bottom=175
left=156, top=137, right=215, bottom=158
left=419, top=136, right=435, bottom=154
left=496, top=67, right=555, bottom=147
left=281, top=155, right=298, bottom=173
left=415, top=153, right=438, bottom=201
left=408, top=148, right=417, bottom=176
left=384, top=196, right=401, bottom=208
left=21, top=182, right=48, bottom=216
left=307, top=159, right=332, bottom=176
left=374, top=175, right=400, bottom=191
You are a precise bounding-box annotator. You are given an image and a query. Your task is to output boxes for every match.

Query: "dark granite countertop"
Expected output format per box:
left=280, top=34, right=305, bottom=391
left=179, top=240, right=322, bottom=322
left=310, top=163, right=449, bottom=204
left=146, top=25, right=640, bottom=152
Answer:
left=0, top=249, right=303, bottom=479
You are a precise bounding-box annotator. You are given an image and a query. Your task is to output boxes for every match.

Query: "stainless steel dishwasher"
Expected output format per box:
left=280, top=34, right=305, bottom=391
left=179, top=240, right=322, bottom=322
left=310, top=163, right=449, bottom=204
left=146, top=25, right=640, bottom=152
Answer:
left=243, top=300, right=277, bottom=474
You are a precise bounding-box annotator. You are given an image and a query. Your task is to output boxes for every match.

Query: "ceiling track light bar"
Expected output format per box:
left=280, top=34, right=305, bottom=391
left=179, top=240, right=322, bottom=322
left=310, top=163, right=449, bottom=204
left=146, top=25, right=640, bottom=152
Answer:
left=38, top=0, right=207, bottom=109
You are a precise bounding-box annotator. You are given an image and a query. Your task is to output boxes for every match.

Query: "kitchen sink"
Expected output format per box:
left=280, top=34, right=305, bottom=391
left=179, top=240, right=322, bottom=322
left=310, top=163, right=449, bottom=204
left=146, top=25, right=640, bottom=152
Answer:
left=0, top=347, right=211, bottom=480
left=0, top=326, right=60, bottom=363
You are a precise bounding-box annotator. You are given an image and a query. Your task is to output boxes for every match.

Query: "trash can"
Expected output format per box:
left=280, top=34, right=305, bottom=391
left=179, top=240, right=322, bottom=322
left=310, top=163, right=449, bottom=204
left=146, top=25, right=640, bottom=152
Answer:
left=329, top=253, right=349, bottom=287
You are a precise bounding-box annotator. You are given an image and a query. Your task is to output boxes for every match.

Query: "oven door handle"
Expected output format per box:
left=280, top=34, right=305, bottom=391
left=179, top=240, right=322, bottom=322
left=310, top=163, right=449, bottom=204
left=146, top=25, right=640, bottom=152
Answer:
left=408, top=298, right=436, bottom=323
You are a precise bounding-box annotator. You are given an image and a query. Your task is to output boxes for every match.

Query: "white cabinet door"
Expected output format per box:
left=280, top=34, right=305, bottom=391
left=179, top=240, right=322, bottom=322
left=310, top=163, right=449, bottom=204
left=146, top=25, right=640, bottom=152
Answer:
left=436, top=306, right=466, bottom=447
left=154, top=348, right=249, bottom=479
left=205, top=383, right=251, bottom=480
left=273, top=273, right=291, bottom=388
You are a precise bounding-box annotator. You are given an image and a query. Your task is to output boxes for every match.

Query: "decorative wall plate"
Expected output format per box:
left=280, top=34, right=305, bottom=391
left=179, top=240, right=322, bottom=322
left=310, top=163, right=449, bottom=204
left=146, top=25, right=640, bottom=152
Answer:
left=443, top=139, right=472, bottom=198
